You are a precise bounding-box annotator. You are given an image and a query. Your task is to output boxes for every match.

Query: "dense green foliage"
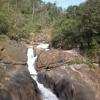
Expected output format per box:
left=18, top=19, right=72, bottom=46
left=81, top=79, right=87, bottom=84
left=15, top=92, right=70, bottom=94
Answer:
left=0, top=0, right=100, bottom=60
left=0, top=0, right=62, bottom=39
left=0, top=13, right=9, bottom=34
left=51, top=0, right=100, bottom=60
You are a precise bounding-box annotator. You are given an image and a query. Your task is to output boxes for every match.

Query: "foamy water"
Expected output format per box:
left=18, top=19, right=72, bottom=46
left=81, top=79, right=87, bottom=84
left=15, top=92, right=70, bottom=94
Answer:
left=36, top=43, right=49, bottom=51
left=27, top=47, right=37, bottom=75
left=27, top=47, right=59, bottom=100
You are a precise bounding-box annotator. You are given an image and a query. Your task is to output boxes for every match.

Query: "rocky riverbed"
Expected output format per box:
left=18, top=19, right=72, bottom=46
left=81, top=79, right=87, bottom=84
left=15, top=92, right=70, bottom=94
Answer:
left=0, top=40, right=100, bottom=100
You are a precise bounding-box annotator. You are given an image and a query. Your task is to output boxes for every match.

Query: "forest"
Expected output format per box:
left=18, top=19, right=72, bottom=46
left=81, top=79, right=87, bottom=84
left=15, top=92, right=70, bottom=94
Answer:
left=0, top=0, right=100, bottom=60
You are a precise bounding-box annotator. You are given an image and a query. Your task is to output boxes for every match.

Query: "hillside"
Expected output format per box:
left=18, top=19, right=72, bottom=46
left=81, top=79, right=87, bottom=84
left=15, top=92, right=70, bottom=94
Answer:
left=0, top=0, right=100, bottom=62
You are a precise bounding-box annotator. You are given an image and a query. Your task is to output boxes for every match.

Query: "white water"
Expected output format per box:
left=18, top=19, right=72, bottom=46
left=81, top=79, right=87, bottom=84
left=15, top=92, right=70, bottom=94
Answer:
left=36, top=43, right=49, bottom=51
left=27, top=47, right=59, bottom=100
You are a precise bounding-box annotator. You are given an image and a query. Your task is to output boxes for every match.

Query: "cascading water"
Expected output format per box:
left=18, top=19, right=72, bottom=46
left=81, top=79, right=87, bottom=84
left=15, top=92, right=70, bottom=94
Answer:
left=36, top=43, right=49, bottom=51
left=27, top=47, right=59, bottom=100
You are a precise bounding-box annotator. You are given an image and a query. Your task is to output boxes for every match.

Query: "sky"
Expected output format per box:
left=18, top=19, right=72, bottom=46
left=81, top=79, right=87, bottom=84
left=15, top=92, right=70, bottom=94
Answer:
left=42, top=0, right=86, bottom=9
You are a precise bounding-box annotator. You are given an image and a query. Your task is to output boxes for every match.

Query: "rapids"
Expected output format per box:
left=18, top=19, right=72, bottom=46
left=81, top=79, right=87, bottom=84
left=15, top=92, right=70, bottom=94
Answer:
left=27, top=47, right=59, bottom=100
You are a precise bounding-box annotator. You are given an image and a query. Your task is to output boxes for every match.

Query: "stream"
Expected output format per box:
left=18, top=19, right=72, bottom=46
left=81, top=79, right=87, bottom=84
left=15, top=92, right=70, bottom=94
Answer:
left=27, top=47, right=59, bottom=100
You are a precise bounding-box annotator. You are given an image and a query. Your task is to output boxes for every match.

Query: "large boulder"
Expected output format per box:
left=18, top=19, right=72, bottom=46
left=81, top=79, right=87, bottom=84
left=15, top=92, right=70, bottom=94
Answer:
left=0, top=40, right=99, bottom=100
left=0, top=40, right=42, bottom=100
left=36, top=48, right=100, bottom=100
left=36, top=49, right=84, bottom=70
left=37, top=72, right=95, bottom=100
left=0, top=40, right=27, bottom=64
left=0, top=65, right=41, bottom=100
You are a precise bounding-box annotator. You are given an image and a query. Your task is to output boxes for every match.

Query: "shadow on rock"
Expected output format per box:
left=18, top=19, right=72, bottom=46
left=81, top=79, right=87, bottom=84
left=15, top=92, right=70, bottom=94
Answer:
left=0, top=67, right=42, bottom=100
left=38, top=73, right=95, bottom=100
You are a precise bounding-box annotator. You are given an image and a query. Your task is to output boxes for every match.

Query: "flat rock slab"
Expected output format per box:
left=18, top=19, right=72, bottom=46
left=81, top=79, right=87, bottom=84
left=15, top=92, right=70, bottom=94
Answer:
left=0, top=40, right=27, bottom=63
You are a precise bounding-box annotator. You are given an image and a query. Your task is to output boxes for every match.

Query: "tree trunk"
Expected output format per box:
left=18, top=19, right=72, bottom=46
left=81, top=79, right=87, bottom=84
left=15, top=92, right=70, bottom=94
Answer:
left=32, top=3, right=34, bottom=22
left=8, top=0, right=10, bottom=13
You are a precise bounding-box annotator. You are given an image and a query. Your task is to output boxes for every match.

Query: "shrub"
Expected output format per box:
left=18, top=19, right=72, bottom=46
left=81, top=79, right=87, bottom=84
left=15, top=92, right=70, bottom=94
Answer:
left=0, top=13, right=9, bottom=35
left=70, top=58, right=84, bottom=64
left=0, top=35, right=9, bottom=40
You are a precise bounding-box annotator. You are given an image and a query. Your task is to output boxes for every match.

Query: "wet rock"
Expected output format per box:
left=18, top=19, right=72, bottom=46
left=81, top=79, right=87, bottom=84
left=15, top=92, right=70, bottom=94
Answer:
left=55, top=78, right=95, bottom=100
left=36, top=48, right=100, bottom=100
left=37, top=73, right=95, bottom=100
left=0, top=40, right=99, bottom=100
left=0, top=40, right=42, bottom=100
left=0, top=66, right=42, bottom=100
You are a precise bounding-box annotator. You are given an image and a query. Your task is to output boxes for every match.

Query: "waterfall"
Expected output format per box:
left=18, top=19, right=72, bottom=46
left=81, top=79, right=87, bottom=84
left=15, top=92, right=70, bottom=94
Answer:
left=27, top=47, right=59, bottom=100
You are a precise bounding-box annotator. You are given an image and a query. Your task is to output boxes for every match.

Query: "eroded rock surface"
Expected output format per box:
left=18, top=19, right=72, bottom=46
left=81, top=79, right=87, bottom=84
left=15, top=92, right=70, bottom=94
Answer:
left=0, top=66, right=41, bottom=100
left=0, top=40, right=100, bottom=100
left=36, top=49, right=84, bottom=70
left=0, top=41, right=41, bottom=100
left=0, top=40, right=27, bottom=64
left=36, top=48, right=100, bottom=100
